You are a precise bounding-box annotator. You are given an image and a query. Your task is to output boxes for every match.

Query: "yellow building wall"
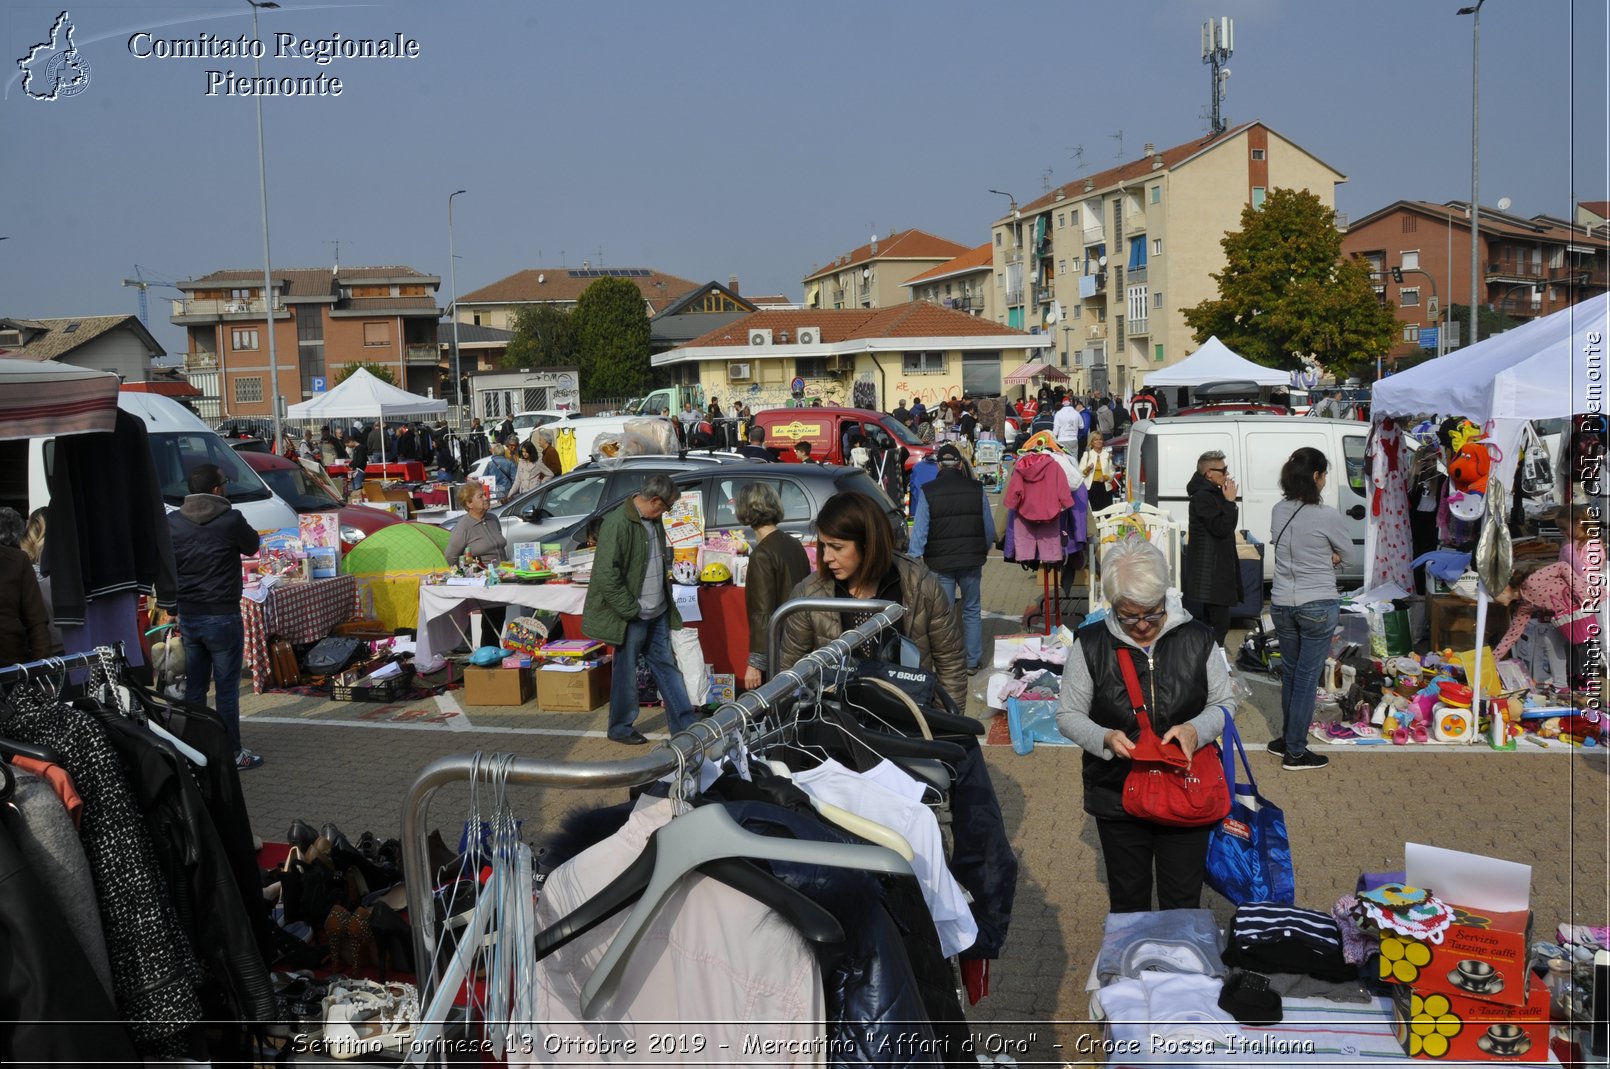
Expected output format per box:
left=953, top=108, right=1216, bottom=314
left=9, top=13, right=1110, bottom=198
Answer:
left=690, top=347, right=1045, bottom=411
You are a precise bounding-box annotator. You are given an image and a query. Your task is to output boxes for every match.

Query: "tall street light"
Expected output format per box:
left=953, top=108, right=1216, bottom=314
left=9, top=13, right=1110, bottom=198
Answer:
left=447, top=190, right=467, bottom=430
left=1458, top=0, right=1487, bottom=349
left=247, top=0, right=282, bottom=447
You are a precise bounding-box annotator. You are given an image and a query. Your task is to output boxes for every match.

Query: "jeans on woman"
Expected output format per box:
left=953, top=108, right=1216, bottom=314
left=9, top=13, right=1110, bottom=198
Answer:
left=1272, top=598, right=1339, bottom=757
left=607, top=612, right=695, bottom=740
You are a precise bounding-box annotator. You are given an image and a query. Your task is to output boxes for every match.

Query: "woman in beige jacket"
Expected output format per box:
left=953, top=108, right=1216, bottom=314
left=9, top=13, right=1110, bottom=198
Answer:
left=777, top=491, right=967, bottom=702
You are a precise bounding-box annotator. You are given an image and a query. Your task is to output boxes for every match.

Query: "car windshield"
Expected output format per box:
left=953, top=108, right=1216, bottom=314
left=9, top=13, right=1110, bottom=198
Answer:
left=878, top=416, right=922, bottom=446
left=149, top=432, right=273, bottom=506
left=258, top=465, right=341, bottom=511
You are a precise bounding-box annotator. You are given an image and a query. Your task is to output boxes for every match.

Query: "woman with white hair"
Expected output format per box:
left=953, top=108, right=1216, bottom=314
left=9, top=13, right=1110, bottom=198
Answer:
left=1056, top=537, right=1235, bottom=914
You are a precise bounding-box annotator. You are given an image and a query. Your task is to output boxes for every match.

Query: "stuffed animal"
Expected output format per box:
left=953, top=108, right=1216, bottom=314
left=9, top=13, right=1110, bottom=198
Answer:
left=1447, top=440, right=1493, bottom=494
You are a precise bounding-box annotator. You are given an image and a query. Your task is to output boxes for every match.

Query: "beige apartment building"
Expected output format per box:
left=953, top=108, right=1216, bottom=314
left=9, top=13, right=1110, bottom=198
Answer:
left=803, top=230, right=973, bottom=311
left=651, top=305, right=1049, bottom=411
left=903, top=244, right=998, bottom=323
left=989, top=121, right=1345, bottom=397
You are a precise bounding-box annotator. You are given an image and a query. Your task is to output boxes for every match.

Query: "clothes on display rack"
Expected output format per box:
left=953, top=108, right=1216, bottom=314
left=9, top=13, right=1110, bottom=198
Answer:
left=0, top=650, right=277, bottom=1062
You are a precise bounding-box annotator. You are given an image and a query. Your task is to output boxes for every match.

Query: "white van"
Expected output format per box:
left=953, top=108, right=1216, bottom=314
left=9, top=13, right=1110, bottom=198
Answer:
left=1124, top=414, right=1369, bottom=584
left=29, top=392, right=299, bottom=533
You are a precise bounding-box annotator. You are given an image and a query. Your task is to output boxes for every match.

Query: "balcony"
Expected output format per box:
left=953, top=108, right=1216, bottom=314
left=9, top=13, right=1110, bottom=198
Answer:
left=1550, top=264, right=1610, bottom=286
left=1086, top=323, right=1107, bottom=339
left=1128, top=266, right=1148, bottom=284
left=1005, top=288, right=1024, bottom=306
left=405, top=344, right=438, bottom=363
left=172, top=296, right=283, bottom=321
left=1034, top=287, right=1053, bottom=306
left=1078, top=274, right=1106, bottom=299
left=185, top=350, right=218, bottom=370
left=1486, top=261, right=1547, bottom=284
left=1128, top=317, right=1150, bottom=336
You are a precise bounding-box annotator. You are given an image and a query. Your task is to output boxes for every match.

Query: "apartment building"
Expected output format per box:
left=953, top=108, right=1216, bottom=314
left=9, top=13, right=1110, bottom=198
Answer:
left=903, top=244, right=997, bottom=322
left=1341, top=200, right=1610, bottom=360
left=989, top=121, right=1345, bottom=397
left=651, top=304, right=1048, bottom=411
left=803, top=230, right=972, bottom=311
left=173, top=266, right=442, bottom=418
left=455, top=266, right=702, bottom=331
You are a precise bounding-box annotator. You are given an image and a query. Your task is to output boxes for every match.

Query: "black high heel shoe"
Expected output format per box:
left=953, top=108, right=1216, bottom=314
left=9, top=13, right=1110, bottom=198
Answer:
left=370, top=902, right=415, bottom=980
left=287, top=819, right=320, bottom=853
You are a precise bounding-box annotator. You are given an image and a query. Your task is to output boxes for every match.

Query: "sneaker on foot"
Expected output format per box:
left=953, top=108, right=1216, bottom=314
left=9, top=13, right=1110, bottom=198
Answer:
left=235, top=748, right=265, bottom=771
left=1282, top=749, right=1329, bottom=771
left=1266, top=738, right=1287, bottom=755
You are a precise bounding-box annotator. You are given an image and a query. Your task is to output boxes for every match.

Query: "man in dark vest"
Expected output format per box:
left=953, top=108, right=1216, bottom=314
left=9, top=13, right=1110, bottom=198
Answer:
left=909, top=443, right=994, bottom=674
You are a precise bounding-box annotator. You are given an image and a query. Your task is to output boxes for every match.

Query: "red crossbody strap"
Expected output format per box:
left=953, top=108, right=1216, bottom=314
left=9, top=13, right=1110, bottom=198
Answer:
left=1116, top=648, right=1157, bottom=741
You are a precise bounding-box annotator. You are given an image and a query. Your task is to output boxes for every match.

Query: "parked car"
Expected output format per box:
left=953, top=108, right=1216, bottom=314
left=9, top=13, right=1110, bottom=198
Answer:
left=450, top=454, right=745, bottom=544
left=225, top=437, right=274, bottom=454
left=237, top=450, right=402, bottom=552
left=750, top=406, right=933, bottom=470
left=542, top=461, right=907, bottom=553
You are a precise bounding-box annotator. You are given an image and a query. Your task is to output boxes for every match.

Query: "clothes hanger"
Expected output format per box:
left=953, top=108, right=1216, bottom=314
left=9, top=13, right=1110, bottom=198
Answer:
left=572, top=803, right=912, bottom=1018
left=93, top=653, right=209, bottom=769
left=843, top=677, right=984, bottom=739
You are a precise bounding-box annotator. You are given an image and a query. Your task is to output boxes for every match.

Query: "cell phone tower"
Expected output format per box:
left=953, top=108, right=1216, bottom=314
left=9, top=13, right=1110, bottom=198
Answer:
left=1201, top=17, right=1234, bottom=136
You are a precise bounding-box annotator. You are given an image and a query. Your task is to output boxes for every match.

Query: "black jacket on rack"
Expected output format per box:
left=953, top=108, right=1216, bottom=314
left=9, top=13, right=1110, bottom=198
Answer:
left=99, top=713, right=277, bottom=1023
left=945, top=733, right=1018, bottom=961
left=0, top=817, right=140, bottom=1065
left=0, top=689, right=204, bottom=1058
left=42, top=409, right=178, bottom=626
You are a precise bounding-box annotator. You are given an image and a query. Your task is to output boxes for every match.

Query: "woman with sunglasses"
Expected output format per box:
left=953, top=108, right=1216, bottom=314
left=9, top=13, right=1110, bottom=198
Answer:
left=1055, top=537, right=1234, bottom=913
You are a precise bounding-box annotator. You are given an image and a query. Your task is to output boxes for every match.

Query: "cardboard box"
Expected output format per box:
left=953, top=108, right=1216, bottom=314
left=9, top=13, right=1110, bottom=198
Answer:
left=462, top=666, right=534, bottom=706
left=1378, top=905, right=1534, bottom=1007
left=538, top=664, right=609, bottom=712
left=1390, top=980, right=1549, bottom=1060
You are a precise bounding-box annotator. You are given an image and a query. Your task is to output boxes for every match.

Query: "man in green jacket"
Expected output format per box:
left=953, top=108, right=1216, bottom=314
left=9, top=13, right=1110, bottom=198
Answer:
left=582, top=474, right=696, bottom=745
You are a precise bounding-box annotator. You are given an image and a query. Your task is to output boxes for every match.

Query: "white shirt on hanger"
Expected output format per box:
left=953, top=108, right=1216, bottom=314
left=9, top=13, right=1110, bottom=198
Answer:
left=791, top=758, right=978, bottom=957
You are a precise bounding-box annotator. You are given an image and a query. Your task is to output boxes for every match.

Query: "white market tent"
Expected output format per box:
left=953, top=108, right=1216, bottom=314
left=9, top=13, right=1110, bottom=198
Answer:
left=285, top=367, right=447, bottom=465
left=1142, top=335, right=1290, bottom=388
left=1369, top=291, right=1609, bottom=740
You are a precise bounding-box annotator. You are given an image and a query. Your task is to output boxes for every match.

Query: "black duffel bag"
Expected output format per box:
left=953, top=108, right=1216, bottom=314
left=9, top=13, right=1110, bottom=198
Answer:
left=302, top=636, right=367, bottom=677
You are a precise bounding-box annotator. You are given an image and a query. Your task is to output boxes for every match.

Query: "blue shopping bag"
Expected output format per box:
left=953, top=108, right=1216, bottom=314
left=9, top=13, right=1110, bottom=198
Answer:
left=1205, top=716, right=1295, bottom=905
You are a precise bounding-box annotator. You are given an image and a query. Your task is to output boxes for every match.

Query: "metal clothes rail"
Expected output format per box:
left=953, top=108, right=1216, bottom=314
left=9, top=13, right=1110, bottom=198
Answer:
left=399, top=601, right=906, bottom=993
left=0, top=646, right=117, bottom=682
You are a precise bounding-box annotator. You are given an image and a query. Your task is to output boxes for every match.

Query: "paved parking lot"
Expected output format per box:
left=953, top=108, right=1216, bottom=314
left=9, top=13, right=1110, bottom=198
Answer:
left=236, top=555, right=1608, bottom=1058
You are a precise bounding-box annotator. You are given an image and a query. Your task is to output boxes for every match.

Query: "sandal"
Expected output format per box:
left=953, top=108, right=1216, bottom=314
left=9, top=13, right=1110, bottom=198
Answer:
left=1392, top=727, right=1409, bottom=745
left=1410, top=718, right=1430, bottom=744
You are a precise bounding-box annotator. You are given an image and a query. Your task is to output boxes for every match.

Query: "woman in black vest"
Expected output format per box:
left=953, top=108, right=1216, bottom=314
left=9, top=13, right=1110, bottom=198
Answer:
left=1054, top=538, right=1236, bottom=913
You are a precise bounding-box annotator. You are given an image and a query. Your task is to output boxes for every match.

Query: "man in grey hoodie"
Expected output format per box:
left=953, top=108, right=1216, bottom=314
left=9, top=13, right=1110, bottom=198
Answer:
left=167, top=464, right=263, bottom=770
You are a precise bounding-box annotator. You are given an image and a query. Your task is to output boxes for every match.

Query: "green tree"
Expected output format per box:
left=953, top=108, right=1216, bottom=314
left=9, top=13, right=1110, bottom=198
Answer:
left=503, top=304, right=579, bottom=370
left=1446, top=303, right=1527, bottom=348
left=331, top=361, right=395, bottom=386
left=1182, top=187, right=1397, bottom=378
left=570, top=276, right=651, bottom=400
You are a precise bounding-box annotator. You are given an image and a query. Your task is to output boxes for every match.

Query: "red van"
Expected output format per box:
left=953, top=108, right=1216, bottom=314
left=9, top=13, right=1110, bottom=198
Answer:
left=751, top=406, right=931, bottom=470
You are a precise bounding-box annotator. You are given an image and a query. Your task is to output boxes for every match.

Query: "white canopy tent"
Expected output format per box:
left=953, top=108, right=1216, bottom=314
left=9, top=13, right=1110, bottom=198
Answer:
left=1142, top=335, right=1290, bottom=388
left=1369, top=291, right=1609, bottom=742
left=285, top=367, right=447, bottom=465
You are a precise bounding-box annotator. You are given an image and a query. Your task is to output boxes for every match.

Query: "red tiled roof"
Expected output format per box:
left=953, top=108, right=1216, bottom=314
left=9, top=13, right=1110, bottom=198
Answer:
left=1580, top=201, right=1610, bottom=218
left=748, top=294, right=793, bottom=306
left=1013, top=123, right=1264, bottom=218
left=679, top=303, right=1034, bottom=349
left=459, top=268, right=701, bottom=313
left=903, top=243, right=995, bottom=285
left=803, top=229, right=972, bottom=283
left=1353, top=201, right=1607, bottom=244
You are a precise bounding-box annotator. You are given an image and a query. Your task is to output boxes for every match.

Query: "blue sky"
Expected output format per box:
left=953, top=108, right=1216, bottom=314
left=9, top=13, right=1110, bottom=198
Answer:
left=3, top=0, right=1605, bottom=358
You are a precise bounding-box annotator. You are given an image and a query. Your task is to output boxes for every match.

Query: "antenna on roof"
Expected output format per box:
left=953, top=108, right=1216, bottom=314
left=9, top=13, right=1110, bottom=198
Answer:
left=324, top=239, right=346, bottom=274
left=1042, top=168, right=1054, bottom=193
left=1068, top=145, right=1086, bottom=176
left=1201, top=16, right=1234, bottom=135
left=1110, top=130, right=1124, bottom=161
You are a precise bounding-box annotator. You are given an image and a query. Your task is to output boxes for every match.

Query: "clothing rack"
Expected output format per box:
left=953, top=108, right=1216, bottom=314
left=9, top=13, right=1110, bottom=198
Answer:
left=398, top=602, right=907, bottom=999
left=0, top=644, right=119, bottom=683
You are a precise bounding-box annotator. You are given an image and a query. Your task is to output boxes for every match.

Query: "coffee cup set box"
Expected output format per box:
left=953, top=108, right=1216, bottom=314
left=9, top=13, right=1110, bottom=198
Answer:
left=1378, top=844, right=1548, bottom=1060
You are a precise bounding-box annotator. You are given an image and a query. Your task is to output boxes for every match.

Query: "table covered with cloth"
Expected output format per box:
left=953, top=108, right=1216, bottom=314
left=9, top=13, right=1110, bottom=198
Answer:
left=415, top=582, right=588, bottom=662
left=240, top=575, right=362, bottom=692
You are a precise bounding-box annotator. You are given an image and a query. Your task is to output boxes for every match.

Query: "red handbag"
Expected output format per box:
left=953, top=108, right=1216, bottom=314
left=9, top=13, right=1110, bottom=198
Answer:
left=1116, top=648, right=1231, bottom=828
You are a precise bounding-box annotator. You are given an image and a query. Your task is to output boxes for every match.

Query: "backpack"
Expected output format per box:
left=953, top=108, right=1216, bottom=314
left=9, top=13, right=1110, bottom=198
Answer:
left=303, top=636, right=367, bottom=677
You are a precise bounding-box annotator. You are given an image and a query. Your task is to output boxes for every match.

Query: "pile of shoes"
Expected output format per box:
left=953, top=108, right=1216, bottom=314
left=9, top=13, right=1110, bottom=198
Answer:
left=266, top=820, right=412, bottom=979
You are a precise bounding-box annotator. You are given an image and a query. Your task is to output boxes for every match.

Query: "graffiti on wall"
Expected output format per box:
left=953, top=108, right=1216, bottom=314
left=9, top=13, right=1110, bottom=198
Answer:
left=729, top=380, right=848, bottom=409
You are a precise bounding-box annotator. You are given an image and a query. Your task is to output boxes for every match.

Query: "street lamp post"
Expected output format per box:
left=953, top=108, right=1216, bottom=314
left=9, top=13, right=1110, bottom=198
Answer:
left=448, top=189, right=466, bottom=430
left=1458, top=0, right=1487, bottom=348
left=246, top=0, right=282, bottom=448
